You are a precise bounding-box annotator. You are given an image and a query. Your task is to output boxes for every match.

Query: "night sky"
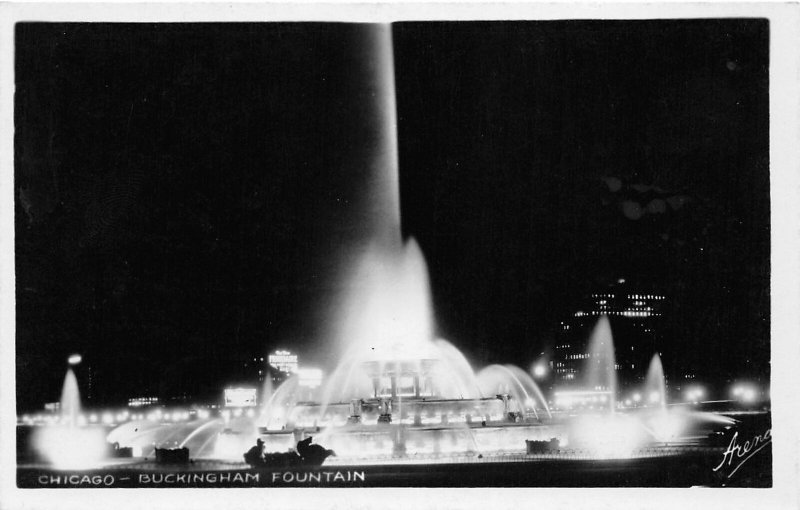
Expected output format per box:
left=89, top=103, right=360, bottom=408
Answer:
left=15, top=21, right=769, bottom=411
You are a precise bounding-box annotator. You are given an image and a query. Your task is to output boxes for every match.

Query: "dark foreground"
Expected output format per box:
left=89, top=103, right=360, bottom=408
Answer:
left=18, top=449, right=771, bottom=488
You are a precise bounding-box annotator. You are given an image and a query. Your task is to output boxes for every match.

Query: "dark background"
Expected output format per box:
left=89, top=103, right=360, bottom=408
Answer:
left=15, top=21, right=769, bottom=410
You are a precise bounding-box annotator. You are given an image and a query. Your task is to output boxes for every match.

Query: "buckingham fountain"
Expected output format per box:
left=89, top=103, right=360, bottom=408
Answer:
left=28, top=24, right=737, bottom=470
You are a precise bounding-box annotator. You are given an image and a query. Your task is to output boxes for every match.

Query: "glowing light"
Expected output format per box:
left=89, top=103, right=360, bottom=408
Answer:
left=732, top=383, right=759, bottom=403
left=268, top=350, right=298, bottom=374
left=569, top=414, right=644, bottom=459
left=646, top=412, right=685, bottom=443
left=67, top=354, right=82, bottom=365
left=34, top=426, right=107, bottom=469
left=533, top=364, right=547, bottom=379
left=648, top=391, right=660, bottom=404
left=128, top=396, right=159, bottom=407
left=684, top=386, right=705, bottom=403
left=632, top=392, right=641, bottom=403
left=298, top=368, right=323, bottom=388
left=224, top=388, right=258, bottom=407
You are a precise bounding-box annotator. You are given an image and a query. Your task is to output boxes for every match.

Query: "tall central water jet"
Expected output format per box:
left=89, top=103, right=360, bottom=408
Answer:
left=336, top=23, right=402, bottom=251
left=256, top=23, right=549, bottom=443
left=329, top=24, right=435, bottom=369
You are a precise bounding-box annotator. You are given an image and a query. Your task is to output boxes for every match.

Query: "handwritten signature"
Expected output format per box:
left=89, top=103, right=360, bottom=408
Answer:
left=712, top=428, right=772, bottom=479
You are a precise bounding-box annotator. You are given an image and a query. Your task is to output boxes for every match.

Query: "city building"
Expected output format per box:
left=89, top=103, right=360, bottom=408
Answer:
left=127, top=396, right=159, bottom=407
left=554, top=279, right=666, bottom=393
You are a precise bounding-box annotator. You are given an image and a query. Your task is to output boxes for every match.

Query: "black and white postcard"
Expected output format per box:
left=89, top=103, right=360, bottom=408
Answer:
left=2, top=2, right=798, bottom=510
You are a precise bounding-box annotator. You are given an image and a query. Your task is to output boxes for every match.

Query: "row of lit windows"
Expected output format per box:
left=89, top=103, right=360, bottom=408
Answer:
left=590, top=293, right=665, bottom=300
left=128, top=397, right=159, bottom=407
left=567, top=354, right=591, bottom=360
left=621, top=311, right=659, bottom=317
left=574, top=310, right=660, bottom=318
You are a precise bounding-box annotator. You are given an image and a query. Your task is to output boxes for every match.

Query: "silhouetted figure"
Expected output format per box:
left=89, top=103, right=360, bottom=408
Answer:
left=243, top=438, right=266, bottom=467
left=296, top=436, right=336, bottom=466
left=244, top=436, right=334, bottom=468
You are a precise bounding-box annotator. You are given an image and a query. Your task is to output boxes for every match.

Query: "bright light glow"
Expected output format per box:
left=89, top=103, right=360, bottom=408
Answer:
left=569, top=414, right=644, bottom=459
left=684, top=386, right=705, bottom=402
left=101, top=412, right=113, bottom=425
left=67, top=354, right=82, bottom=365
left=648, top=391, right=660, bottom=404
left=533, top=364, right=547, bottom=378
left=298, top=368, right=323, bottom=388
left=732, top=383, right=759, bottom=403
left=646, top=411, right=685, bottom=443
left=632, top=392, right=641, bottom=403
left=35, top=426, right=107, bottom=469
left=268, top=350, right=298, bottom=374
left=224, top=388, right=257, bottom=407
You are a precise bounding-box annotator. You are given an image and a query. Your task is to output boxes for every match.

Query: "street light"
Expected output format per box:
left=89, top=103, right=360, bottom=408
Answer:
left=684, top=385, right=705, bottom=403
left=731, top=383, right=758, bottom=403
left=67, top=354, right=82, bottom=366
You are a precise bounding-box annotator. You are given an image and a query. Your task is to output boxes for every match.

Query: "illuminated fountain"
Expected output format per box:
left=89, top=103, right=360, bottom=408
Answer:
left=236, top=23, right=554, bottom=460
left=254, top=234, right=554, bottom=459
left=565, top=329, right=735, bottom=458
left=584, top=315, right=617, bottom=412
left=34, top=366, right=107, bottom=469
left=564, top=317, right=644, bottom=456
left=101, top=24, right=734, bottom=465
